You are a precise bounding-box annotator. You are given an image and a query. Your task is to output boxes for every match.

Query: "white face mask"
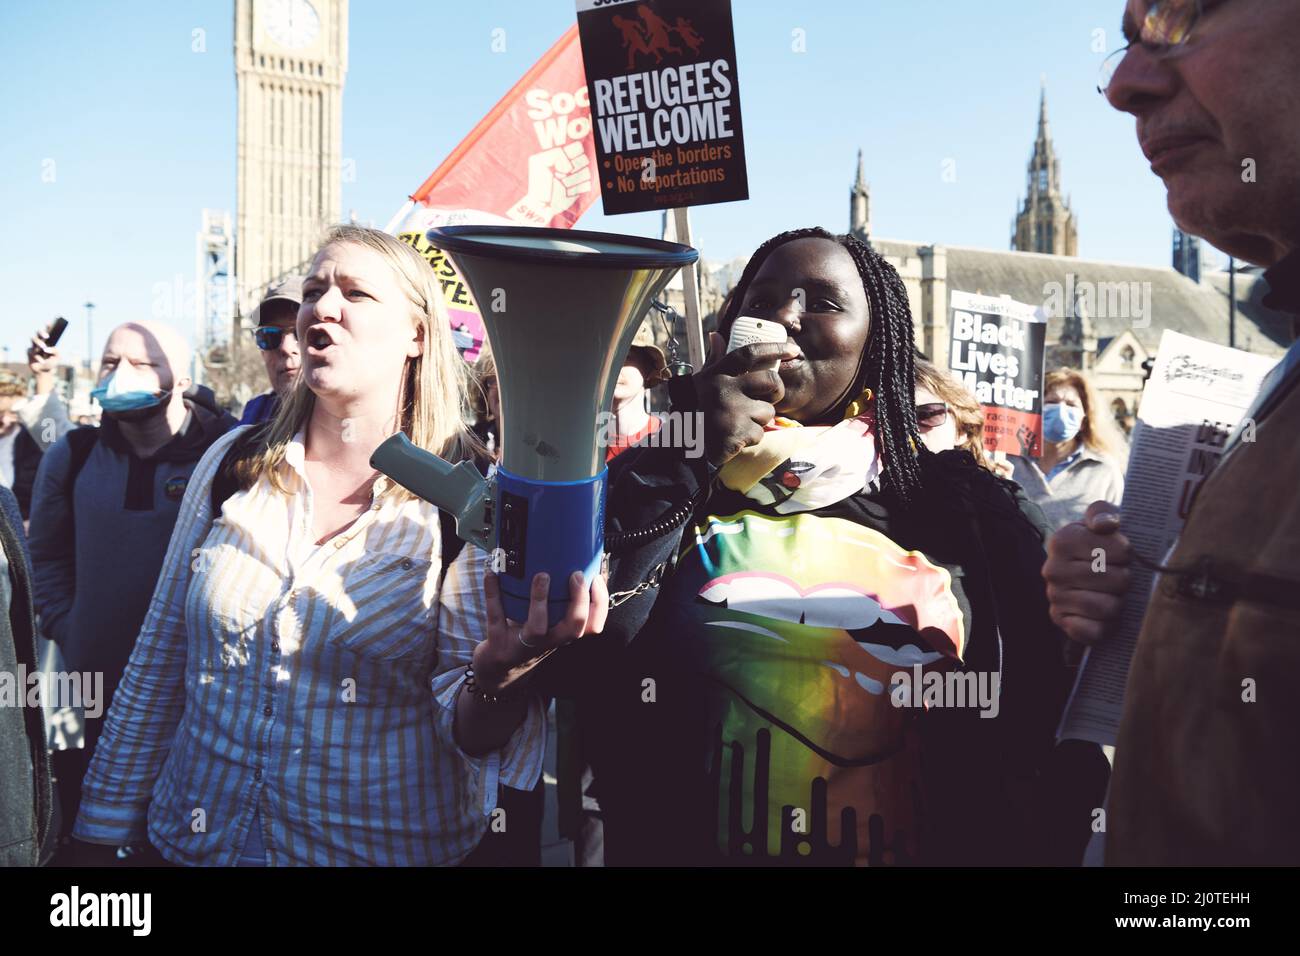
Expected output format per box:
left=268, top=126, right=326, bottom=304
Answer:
left=91, top=361, right=166, bottom=413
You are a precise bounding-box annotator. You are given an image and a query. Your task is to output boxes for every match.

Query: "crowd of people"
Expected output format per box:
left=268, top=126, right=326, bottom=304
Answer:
left=2, top=0, right=1298, bottom=867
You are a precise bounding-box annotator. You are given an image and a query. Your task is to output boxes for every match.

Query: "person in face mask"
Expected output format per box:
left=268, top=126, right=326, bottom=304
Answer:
left=87, top=323, right=197, bottom=450
left=25, top=321, right=236, bottom=863
left=1008, top=368, right=1125, bottom=531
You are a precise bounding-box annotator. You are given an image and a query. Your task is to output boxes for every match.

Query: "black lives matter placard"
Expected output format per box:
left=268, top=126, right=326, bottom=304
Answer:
left=575, top=0, right=748, bottom=214
left=948, top=290, right=1047, bottom=457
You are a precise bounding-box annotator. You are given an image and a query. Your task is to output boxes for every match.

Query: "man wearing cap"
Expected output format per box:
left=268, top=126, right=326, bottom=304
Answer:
left=240, top=276, right=304, bottom=425
left=603, top=322, right=671, bottom=462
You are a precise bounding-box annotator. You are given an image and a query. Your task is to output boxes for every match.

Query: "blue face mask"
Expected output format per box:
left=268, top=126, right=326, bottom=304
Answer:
left=1042, top=402, right=1083, bottom=443
left=91, top=363, right=165, bottom=413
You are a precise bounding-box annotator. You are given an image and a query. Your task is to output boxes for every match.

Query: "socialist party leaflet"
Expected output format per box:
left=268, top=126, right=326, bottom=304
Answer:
left=576, top=0, right=748, bottom=214
left=1057, top=330, right=1277, bottom=746
left=948, top=290, right=1047, bottom=457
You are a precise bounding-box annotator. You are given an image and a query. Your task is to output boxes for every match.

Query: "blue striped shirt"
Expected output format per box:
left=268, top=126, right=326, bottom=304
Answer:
left=73, top=426, right=546, bottom=865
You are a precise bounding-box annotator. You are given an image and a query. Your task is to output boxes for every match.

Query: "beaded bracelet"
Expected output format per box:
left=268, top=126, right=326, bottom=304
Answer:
left=463, top=665, right=515, bottom=705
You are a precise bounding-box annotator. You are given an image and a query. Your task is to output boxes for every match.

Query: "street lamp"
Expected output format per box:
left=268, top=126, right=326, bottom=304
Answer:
left=84, top=302, right=95, bottom=372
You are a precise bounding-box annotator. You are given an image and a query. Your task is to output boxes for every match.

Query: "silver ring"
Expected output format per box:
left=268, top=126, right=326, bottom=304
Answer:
left=517, top=630, right=541, bottom=650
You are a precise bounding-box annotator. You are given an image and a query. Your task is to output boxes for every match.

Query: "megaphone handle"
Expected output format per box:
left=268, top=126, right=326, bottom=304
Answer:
left=370, top=434, right=492, bottom=550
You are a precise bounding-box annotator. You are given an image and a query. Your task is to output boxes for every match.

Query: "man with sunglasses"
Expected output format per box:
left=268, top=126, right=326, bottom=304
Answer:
left=1044, top=0, right=1300, bottom=864
left=240, top=276, right=304, bottom=425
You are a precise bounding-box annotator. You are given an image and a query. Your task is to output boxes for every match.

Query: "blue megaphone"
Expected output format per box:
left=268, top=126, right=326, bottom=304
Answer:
left=371, top=226, right=697, bottom=625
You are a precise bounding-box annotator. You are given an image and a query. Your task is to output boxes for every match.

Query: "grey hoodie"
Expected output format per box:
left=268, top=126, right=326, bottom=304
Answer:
left=27, top=387, right=236, bottom=701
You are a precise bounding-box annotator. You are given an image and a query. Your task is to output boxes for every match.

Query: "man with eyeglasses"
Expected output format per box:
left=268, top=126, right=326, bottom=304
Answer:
left=1044, top=0, right=1300, bottom=864
left=240, top=276, right=304, bottom=426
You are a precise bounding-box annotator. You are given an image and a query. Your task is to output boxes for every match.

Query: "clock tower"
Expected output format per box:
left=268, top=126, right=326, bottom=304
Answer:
left=234, top=0, right=348, bottom=315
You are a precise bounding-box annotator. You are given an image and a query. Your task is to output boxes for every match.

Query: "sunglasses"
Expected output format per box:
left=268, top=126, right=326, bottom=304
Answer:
left=916, top=402, right=950, bottom=430
left=252, top=326, right=298, bottom=351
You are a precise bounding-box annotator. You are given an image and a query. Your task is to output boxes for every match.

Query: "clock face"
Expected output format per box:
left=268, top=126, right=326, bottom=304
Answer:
left=265, top=0, right=320, bottom=50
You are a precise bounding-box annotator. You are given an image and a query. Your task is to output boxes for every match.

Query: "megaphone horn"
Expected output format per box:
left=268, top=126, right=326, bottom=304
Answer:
left=371, top=226, right=697, bottom=625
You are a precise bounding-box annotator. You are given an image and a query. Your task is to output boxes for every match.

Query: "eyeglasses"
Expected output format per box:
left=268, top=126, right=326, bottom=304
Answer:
left=252, top=326, right=298, bottom=351
left=916, top=402, right=950, bottom=431
left=1098, top=0, right=1215, bottom=95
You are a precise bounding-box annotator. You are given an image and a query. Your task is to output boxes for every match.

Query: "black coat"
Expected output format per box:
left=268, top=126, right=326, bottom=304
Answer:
left=540, top=430, right=1075, bottom=866
left=0, top=485, right=55, bottom=866
left=10, top=425, right=43, bottom=520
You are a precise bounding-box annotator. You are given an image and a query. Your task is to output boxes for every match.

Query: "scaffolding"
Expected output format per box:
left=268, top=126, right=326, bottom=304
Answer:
left=195, top=210, right=234, bottom=382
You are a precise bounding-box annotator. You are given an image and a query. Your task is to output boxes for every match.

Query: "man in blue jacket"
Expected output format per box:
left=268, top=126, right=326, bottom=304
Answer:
left=239, top=275, right=303, bottom=425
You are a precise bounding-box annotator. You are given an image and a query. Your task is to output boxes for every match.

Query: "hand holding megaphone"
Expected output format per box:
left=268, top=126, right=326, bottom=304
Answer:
left=697, top=330, right=800, bottom=468
left=453, top=567, right=608, bottom=756
left=472, top=568, right=610, bottom=697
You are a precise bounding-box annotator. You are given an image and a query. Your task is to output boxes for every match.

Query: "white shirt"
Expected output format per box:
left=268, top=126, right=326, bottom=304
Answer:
left=75, top=425, right=546, bottom=865
left=0, top=429, right=18, bottom=488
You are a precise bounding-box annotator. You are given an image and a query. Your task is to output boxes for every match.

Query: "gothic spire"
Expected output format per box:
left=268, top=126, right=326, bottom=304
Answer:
left=1012, top=82, right=1078, bottom=256
left=1038, top=75, right=1049, bottom=142
left=1031, top=81, right=1057, bottom=195
left=850, top=149, right=870, bottom=240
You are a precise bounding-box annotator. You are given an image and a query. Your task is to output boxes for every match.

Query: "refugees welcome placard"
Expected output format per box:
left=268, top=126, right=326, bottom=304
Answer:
left=576, top=0, right=748, bottom=213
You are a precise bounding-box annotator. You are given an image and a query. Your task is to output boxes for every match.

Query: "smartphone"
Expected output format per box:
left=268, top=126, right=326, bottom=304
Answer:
left=727, top=316, right=787, bottom=372
left=727, top=315, right=787, bottom=362
left=45, top=317, right=69, bottom=348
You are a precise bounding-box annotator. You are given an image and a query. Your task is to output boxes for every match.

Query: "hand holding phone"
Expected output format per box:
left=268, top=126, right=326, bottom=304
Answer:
left=44, top=317, right=69, bottom=349
left=29, top=318, right=67, bottom=376
left=726, top=316, right=787, bottom=371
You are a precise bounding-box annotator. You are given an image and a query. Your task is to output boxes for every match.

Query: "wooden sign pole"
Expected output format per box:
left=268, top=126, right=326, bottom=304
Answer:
left=672, top=206, right=707, bottom=372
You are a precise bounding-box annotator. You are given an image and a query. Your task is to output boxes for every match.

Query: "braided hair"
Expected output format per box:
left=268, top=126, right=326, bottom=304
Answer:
left=719, top=227, right=923, bottom=501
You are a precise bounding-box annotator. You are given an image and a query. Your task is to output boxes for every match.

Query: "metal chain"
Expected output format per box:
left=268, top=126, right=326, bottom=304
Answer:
left=607, top=561, right=668, bottom=607
left=650, top=299, right=692, bottom=377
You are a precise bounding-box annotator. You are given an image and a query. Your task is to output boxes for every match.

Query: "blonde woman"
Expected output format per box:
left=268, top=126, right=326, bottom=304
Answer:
left=1009, top=367, right=1126, bottom=531
left=468, top=344, right=500, bottom=460
left=71, top=226, right=606, bottom=866
left=912, top=356, right=1011, bottom=473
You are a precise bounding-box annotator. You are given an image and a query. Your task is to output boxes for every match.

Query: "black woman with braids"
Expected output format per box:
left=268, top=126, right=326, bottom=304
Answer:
left=544, top=228, right=1080, bottom=866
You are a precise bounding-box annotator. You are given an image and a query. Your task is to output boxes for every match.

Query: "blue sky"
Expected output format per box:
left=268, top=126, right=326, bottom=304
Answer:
left=0, top=0, right=1192, bottom=365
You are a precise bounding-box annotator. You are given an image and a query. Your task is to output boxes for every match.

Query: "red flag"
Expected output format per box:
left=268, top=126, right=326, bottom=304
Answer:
left=388, top=26, right=597, bottom=358
left=391, top=25, right=596, bottom=232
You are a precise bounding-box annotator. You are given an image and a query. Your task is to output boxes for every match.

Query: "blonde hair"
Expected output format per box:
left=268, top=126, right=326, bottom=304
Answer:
left=1045, top=367, right=1121, bottom=459
left=239, top=225, right=480, bottom=496
left=468, top=343, right=497, bottom=425
left=913, top=357, right=994, bottom=471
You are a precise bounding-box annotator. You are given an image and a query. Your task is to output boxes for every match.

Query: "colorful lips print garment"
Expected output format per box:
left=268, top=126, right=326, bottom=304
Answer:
left=654, top=508, right=966, bottom=865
